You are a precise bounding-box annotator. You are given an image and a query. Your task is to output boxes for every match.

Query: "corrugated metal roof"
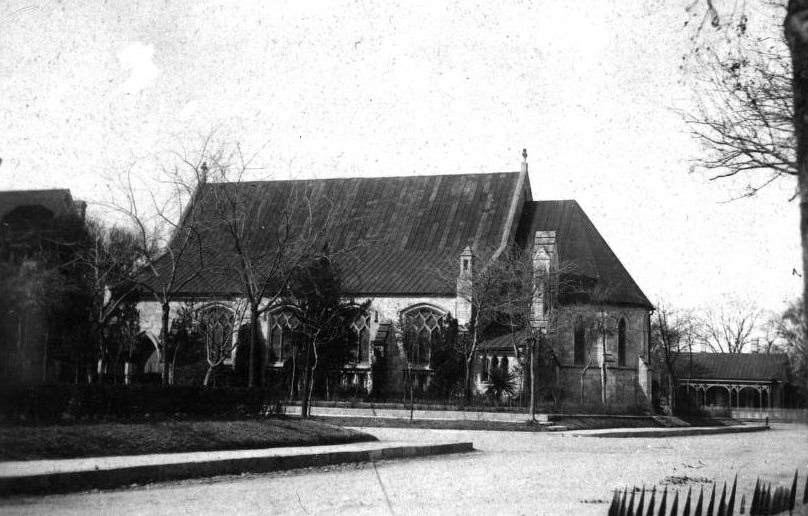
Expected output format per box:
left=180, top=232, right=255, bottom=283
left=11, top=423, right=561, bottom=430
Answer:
left=515, top=200, right=653, bottom=309
left=478, top=328, right=530, bottom=352
left=144, top=176, right=652, bottom=309
left=155, top=173, right=523, bottom=296
left=674, top=353, right=791, bottom=382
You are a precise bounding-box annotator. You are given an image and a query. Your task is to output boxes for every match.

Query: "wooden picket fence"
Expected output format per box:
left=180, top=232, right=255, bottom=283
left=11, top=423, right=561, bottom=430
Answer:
left=608, top=469, right=808, bottom=516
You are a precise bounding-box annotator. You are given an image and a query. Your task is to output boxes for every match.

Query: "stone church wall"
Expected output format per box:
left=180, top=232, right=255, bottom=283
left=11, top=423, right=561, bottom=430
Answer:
left=551, top=305, right=651, bottom=408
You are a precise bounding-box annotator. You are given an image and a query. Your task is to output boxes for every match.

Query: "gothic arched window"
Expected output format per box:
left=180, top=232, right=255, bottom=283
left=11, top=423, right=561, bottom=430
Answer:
left=618, top=317, right=627, bottom=366
left=350, top=315, right=372, bottom=364
left=402, top=306, right=445, bottom=366
left=197, top=305, right=236, bottom=363
left=573, top=316, right=586, bottom=365
left=501, top=356, right=509, bottom=374
left=267, top=311, right=301, bottom=363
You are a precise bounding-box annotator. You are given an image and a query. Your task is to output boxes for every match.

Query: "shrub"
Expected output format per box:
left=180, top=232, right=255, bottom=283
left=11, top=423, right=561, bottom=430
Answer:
left=0, top=384, right=284, bottom=422
left=485, top=368, right=518, bottom=401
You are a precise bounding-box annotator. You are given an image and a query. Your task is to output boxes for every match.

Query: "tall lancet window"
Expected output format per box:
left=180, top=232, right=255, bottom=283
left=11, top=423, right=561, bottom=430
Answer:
left=617, top=318, right=627, bottom=366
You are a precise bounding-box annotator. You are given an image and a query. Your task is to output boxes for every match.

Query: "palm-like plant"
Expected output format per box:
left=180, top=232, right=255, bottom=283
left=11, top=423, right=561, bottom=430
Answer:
left=485, top=367, right=518, bottom=401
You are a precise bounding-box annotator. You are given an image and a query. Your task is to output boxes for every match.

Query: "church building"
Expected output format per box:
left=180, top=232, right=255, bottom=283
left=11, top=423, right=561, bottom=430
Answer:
left=134, top=153, right=654, bottom=408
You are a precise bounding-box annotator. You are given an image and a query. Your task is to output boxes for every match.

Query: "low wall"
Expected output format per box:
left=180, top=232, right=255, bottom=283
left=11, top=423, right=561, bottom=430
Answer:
left=729, top=407, right=808, bottom=422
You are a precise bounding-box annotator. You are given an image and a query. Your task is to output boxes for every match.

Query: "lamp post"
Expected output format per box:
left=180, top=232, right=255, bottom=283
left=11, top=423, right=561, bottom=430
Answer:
left=529, top=334, right=539, bottom=421
left=598, top=310, right=608, bottom=407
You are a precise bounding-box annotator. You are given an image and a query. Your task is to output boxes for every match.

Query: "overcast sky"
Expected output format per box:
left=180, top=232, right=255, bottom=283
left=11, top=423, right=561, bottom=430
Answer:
left=0, top=1, right=800, bottom=314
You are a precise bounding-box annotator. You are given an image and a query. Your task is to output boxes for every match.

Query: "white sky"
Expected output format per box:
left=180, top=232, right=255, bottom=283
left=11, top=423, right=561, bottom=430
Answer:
left=0, top=1, right=800, bottom=314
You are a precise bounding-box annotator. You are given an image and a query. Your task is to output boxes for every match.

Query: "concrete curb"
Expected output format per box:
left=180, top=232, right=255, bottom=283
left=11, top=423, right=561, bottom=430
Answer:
left=0, top=441, right=474, bottom=497
left=565, top=424, right=770, bottom=438
left=286, top=405, right=550, bottom=423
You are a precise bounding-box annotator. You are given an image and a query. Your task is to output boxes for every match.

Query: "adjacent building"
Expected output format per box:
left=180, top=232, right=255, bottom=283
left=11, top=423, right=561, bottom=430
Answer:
left=675, top=352, right=799, bottom=416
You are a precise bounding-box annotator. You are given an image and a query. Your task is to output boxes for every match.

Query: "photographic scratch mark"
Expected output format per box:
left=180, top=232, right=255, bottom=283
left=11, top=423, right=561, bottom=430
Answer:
left=295, top=490, right=309, bottom=514
left=4, top=5, right=39, bottom=22
left=373, top=462, right=395, bottom=516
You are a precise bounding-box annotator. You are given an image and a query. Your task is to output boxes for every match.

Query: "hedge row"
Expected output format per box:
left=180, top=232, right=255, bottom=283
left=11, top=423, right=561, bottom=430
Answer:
left=0, top=384, right=284, bottom=422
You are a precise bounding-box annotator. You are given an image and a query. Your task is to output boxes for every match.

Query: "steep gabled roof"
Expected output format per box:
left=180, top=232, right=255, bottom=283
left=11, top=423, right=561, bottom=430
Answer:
left=515, top=200, right=653, bottom=309
left=161, top=172, right=525, bottom=296
left=674, top=353, right=791, bottom=383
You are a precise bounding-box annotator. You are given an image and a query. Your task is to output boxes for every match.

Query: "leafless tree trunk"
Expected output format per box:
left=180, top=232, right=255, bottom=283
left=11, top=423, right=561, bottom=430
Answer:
left=651, top=304, right=699, bottom=415
left=160, top=302, right=171, bottom=384
left=786, top=1, right=808, bottom=354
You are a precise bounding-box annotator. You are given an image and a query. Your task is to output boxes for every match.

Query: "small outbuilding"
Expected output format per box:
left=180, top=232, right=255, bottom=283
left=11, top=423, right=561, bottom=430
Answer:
left=675, top=352, right=799, bottom=418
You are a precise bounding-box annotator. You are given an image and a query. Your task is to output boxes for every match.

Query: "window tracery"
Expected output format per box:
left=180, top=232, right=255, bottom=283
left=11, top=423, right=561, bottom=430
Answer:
left=350, top=314, right=371, bottom=364
left=402, top=306, right=445, bottom=366
left=267, top=311, right=301, bottom=363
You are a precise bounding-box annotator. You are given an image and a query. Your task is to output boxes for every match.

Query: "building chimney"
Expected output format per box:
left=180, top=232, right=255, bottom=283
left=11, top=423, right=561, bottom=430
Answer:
left=456, top=246, right=474, bottom=325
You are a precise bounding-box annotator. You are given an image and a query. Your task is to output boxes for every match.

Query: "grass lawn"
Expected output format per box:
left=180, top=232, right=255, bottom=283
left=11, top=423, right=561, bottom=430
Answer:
left=0, top=417, right=376, bottom=461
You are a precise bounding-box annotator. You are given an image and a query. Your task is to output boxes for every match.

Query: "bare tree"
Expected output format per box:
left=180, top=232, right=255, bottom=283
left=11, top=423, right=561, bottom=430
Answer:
left=440, top=245, right=530, bottom=400
left=491, top=247, right=579, bottom=415
left=198, top=144, right=346, bottom=388
left=687, top=35, right=796, bottom=198
left=651, top=302, right=699, bottom=414
left=78, top=220, right=144, bottom=380
left=283, top=254, right=369, bottom=418
left=109, top=155, right=209, bottom=385
left=437, top=242, right=579, bottom=411
left=687, top=0, right=808, bottom=349
left=174, top=301, right=245, bottom=387
left=566, top=285, right=617, bottom=407
left=698, top=298, right=762, bottom=353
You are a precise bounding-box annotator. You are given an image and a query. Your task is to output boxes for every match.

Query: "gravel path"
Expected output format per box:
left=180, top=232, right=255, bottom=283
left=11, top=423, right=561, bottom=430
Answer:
left=1, top=423, right=806, bottom=515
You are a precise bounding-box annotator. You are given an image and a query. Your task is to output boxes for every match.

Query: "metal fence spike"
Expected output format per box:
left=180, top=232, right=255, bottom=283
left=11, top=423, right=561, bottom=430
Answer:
left=803, top=468, right=808, bottom=505
left=750, top=479, right=760, bottom=516
left=727, top=474, right=737, bottom=516
left=763, top=484, right=771, bottom=516
left=620, top=487, right=628, bottom=516
left=738, top=494, right=745, bottom=515
left=718, top=481, right=727, bottom=516
left=659, top=487, right=668, bottom=516
left=670, top=490, right=680, bottom=516
left=683, top=486, right=692, bottom=516
left=789, top=469, right=798, bottom=512
left=706, top=483, right=716, bottom=516
left=636, top=486, right=646, bottom=516
left=695, top=485, right=704, bottom=516
left=647, top=487, right=656, bottom=516
left=627, top=487, right=636, bottom=516
left=609, top=489, right=621, bottom=516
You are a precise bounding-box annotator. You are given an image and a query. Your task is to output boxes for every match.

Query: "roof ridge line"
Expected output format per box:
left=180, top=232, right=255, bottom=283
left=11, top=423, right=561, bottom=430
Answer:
left=207, top=171, right=522, bottom=186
